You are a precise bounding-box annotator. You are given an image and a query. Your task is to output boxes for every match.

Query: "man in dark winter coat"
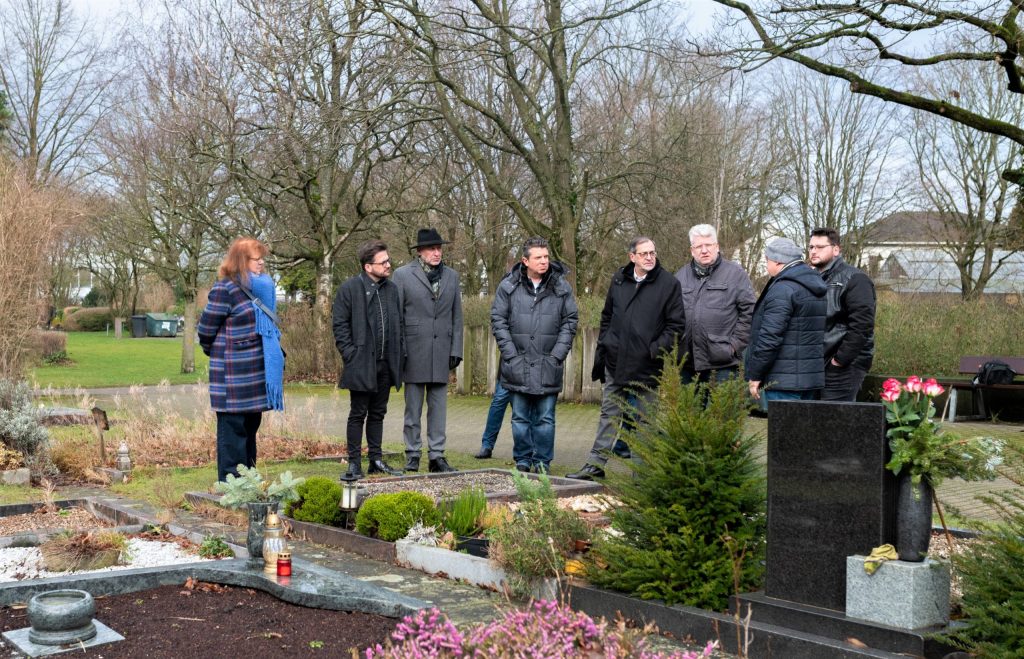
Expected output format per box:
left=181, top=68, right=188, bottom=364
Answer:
left=393, top=228, right=463, bottom=474
left=808, top=227, right=876, bottom=401
left=332, top=240, right=404, bottom=478
left=566, top=237, right=685, bottom=481
left=675, top=224, right=756, bottom=384
left=491, top=236, right=578, bottom=473
left=745, top=237, right=827, bottom=408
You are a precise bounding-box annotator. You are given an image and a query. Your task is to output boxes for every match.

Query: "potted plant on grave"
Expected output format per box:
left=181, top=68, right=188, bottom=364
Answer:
left=213, top=465, right=303, bottom=568
left=488, top=470, right=590, bottom=599
left=881, top=377, right=1003, bottom=561
left=439, top=486, right=488, bottom=557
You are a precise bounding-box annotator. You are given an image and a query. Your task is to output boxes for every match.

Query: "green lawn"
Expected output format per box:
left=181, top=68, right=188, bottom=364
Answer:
left=30, top=332, right=209, bottom=389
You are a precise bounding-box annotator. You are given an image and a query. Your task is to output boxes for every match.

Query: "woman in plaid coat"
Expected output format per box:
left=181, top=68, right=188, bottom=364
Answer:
left=199, top=238, right=284, bottom=481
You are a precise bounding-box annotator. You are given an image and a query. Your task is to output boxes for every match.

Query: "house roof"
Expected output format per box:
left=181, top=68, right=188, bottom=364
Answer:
left=877, top=249, right=1024, bottom=294
left=862, top=211, right=966, bottom=245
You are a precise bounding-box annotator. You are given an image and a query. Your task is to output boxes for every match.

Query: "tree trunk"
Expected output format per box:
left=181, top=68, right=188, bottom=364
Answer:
left=314, top=253, right=335, bottom=380
left=180, top=295, right=197, bottom=374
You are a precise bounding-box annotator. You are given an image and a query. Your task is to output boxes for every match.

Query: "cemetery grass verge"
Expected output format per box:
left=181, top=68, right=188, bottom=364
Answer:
left=29, top=332, right=210, bottom=388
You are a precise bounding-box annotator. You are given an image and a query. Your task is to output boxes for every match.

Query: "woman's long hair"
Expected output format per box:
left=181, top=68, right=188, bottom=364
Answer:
left=218, top=237, right=269, bottom=288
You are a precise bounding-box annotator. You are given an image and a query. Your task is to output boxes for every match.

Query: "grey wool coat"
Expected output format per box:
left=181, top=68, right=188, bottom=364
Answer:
left=393, top=261, right=464, bottom=384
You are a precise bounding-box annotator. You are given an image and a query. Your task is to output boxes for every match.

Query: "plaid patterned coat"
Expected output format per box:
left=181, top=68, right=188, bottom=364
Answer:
left=198, top=278, right=268, bottom=413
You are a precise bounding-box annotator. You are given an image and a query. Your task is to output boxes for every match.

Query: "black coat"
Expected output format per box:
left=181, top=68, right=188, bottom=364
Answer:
left=820, top=256, right=876, bottom=372
left=594, top=261, right=686, bottom=388
left=744, top=262, right=827, bottom=392
left=332, top=273, right=403, bottom=392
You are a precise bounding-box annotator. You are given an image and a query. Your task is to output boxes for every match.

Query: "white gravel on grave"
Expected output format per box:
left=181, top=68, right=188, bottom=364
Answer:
left=0, top=539, right=216, bottom=582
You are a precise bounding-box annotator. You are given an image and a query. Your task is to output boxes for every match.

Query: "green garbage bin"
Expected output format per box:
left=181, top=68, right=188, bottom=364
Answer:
left=145, top=313, right=179, bottom=338
left=130, top=315, right=147, bottom=338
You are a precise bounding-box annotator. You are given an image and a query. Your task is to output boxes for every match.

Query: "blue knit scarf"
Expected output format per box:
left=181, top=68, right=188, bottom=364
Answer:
left=249, top=273, right=284, bottom=411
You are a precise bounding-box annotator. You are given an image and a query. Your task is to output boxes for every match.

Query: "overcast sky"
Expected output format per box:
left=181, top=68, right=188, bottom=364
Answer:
left=71, top=0, right=724, bottom=33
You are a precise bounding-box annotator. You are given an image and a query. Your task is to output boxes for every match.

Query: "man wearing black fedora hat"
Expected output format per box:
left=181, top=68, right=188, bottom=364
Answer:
left=393, top=228, right=464, bottom=473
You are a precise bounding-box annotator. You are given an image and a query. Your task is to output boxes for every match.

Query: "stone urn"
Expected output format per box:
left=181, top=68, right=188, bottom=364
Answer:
left=246, top=501, right=279, bottom=569
left=895, top=474, right=933, bottom=562
left=27, top=590, right=97, bottom=646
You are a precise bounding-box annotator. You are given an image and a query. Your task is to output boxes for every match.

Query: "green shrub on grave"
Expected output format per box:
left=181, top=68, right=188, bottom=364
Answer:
left=286, top=476, right=343, bottom=526
left=355, top=491, right=440, bottom=542
left=944, top=444, right=1024, bottom=657
left=586, top=350, right=766, bottom=611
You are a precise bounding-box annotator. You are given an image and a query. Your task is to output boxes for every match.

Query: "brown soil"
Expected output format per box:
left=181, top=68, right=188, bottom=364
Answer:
left=0, top=581, right=397, bottom=658
left=0, top=508, right=108, bottom=536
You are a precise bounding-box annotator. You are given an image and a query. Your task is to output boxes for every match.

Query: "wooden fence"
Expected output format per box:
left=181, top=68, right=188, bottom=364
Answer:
left=453, top=325, right=602, bottom=403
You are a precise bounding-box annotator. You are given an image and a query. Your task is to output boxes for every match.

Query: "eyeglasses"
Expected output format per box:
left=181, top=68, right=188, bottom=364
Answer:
left=371, top=258, right=392, bottom=266
left=634, top=250, right=657, bottom=259
left=808, top=243, right=834, bottom=251
left=690, top=243, right=717, bottom=252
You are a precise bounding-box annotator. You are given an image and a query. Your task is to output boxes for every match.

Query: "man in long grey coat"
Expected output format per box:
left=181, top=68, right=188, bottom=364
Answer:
left=393, top=228, right=464, bottom=473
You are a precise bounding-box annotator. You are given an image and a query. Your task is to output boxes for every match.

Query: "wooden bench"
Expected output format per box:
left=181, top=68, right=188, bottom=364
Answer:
left=946, top=356, right=1024, bottom=422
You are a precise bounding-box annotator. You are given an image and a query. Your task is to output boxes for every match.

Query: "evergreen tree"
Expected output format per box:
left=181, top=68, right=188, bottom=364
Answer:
left=587, top=352, right=766, bottom=611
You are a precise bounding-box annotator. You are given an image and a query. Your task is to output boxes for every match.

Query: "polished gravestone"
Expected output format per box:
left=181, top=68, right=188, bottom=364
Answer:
left=764, top=400, right=895, bottom=612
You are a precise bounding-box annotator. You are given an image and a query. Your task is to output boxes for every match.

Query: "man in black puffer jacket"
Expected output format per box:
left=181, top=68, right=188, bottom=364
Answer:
left=807, top=227, right=876, bottom=401
left=566, top=237, right=685, bottom=481
left=745, top=237, right=827, bottom=409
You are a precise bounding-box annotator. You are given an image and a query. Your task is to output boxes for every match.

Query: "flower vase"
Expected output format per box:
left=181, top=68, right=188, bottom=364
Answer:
left=895, top=475, right=933, bottom=562
left=246, top=501, right=278, bottom=569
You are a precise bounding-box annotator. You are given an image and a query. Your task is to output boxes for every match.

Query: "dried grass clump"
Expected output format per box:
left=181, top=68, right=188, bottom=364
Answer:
left=50, top=435, right=102, bottom=480
left=192, top=500, right=247, bottom=527
left=40, top=530, right=129, bottom=572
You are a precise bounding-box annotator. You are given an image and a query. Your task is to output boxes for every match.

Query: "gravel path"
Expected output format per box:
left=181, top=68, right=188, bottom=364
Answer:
left=361, top=472, right=519, bottom=499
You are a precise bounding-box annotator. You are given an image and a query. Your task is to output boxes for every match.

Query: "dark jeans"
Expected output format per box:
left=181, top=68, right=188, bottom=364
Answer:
left=216, top=411, right=261, bottom=481
left=510, top=392, right=557, bottom=469
left=761, top=389, right=818, bottom=412
left=347, top=360, right=392, bottom=462
left=822, top=363, right=868, bottom=402
left=681, top=365, right=739, bottom=385
left=480, top=381, right=511, bottom=450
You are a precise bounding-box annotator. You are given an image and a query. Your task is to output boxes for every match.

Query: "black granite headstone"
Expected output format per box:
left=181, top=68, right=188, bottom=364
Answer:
left=765, top=400, right=895, bottom=611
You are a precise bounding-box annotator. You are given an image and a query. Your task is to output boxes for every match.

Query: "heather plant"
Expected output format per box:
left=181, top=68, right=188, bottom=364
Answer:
left=587, top=351, right=765, bottom=611
left=488, top=470, right=590, bottom=599
left=366, top=599, right=717, bottom=658
left=0, top=378, right=50, bottom=476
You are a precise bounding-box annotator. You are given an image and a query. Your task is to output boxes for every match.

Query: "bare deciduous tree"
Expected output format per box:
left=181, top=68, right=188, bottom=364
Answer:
left=770, top=64, right=899, bottom=262
left=0, top=0, right=113, bottom=185
left=906, top=58, right=1024, bottom=299
left=377, top=0, right=662, bottom=289
left=707, top=0, right=1024, bottom=184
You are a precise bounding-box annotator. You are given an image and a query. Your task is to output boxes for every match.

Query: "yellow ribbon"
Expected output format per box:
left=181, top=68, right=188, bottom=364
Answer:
left=864, top=544, right=898, bottom=575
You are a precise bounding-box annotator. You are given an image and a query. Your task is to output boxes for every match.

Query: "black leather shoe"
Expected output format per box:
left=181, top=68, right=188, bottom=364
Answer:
left=405, top=455, right=421, bottom=472
left=345, top=462, right=364, bottom=480
left=515, top=463, right=531, bottom=473
left=612, top=440, right=631, bottom=459
left=367, top=459, right=402, bottom=476
left=428, top=456, right=457, bottom=473
left=565, top=464, right=605, bottom=480
left=473, top=447, right=493, bottom=459
left=531, top=464, right=548, bottom=474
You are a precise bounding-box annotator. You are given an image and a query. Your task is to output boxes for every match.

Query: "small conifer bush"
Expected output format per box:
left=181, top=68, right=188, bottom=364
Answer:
left=587, top=351, right=766, bottom=611
left=286, top=476, right=343, bottom=526
left=355, top=491, right=440, bottom=542
left=944, top=445, right=1024, bottom=657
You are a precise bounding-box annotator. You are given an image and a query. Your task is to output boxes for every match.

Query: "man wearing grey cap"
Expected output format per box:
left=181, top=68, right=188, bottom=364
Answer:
left=744, top=237, right=827, bottom=408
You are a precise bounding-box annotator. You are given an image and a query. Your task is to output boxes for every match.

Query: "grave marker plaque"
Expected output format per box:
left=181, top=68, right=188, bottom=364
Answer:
left=765, top=400, right=895, bottom=611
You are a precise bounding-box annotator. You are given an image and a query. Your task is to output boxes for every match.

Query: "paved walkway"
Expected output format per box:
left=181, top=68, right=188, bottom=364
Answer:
left=51, top=385, right=1024, bottom=522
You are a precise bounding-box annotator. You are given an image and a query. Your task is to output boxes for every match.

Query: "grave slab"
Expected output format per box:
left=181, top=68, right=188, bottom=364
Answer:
left=765, top=400, right=895, bottom=611
left=2, top=620, right=124, bottom=657
left=846, top=556, right=950, bottom=629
